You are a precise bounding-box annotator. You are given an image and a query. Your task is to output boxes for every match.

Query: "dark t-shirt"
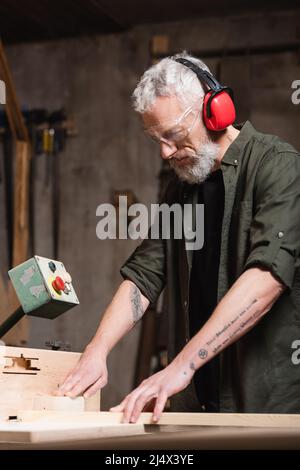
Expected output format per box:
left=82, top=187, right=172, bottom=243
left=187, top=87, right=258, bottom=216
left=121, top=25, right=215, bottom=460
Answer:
left=189, top=168, right=224, bottom=412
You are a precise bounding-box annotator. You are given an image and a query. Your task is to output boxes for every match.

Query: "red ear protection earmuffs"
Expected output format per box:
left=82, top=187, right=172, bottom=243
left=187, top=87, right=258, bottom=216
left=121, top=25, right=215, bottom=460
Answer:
left=174, top=58, right=236, bottom=131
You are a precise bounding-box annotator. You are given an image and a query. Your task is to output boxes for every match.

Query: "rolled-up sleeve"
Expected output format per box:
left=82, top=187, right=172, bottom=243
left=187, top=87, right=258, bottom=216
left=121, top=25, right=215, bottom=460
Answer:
left=120, top=234, right=166, bottom=304
left=243, top=150, right=300, bottom=288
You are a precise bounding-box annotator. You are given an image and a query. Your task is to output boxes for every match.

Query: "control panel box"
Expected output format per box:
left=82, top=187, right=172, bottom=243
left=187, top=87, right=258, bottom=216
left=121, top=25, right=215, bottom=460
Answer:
left=8, top=256, right=79, bottom=319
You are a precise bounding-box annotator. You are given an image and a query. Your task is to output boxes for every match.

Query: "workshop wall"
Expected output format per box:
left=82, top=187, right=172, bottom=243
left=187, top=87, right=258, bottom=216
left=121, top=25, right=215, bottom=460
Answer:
left=4, top=9, right=300, bottom=409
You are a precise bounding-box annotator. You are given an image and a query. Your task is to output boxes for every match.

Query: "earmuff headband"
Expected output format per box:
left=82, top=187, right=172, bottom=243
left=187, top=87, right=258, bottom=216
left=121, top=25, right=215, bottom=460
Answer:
left=174, top=57, right=224, bottom=92
left=173, top=57, right=236, bottom=131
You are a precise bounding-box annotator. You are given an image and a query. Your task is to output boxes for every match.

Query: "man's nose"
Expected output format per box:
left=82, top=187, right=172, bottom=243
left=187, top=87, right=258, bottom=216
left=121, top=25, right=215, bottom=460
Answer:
left=160, top=141, right=177, bottom=160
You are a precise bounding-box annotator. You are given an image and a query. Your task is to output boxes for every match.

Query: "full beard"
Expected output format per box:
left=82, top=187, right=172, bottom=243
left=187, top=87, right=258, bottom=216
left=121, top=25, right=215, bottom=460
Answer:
left=169, top=139, right=220, bottom=184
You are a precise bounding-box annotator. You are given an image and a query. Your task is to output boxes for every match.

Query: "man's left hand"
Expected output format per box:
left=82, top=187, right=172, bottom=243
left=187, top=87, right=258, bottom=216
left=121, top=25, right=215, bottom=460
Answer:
left=110, top=360, right=194, bottom=423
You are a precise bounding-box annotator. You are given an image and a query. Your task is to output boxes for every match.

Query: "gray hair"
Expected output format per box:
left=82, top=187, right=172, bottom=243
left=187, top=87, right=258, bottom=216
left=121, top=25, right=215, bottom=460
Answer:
left=132, top=51, right=211, bottom=113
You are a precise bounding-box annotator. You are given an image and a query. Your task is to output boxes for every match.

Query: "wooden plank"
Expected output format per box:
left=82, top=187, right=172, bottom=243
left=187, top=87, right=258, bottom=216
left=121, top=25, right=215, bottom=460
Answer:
left=0, top=45, right=31, bottom=266
left=84, top=393, right=101, bottom=412
left=1, top=424, right=300, bottom=450
left=0, top=140, right=28, bottom=346
left=0, top=346, right=100, bottom=416
left=0, top=41, right=28, bottom=141
left=12, top=140, right=31, bottom=267
left=14, top=410, right=300, bottom=428
left=32, top=396, right=84, bottom=412
left=0, top=418, right=144, bottom=444
left=0, top=79, right=5, bottom=104
left=0, top=42, right=31, bottom=345
left=1, top=410, right=300, bottom=445
left=0, top=143, right=9, bottom=277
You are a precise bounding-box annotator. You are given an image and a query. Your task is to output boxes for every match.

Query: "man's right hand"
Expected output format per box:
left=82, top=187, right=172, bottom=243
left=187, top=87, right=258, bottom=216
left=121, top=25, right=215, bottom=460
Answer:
left=54, top=280, right=149, bottom=399
left=55, top=344, right=108, bottom=398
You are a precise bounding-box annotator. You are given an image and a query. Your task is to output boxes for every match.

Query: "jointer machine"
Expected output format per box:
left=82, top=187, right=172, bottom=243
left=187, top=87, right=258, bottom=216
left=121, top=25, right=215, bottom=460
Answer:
left=0, top=255, right=100, bottom=415
left=0, top=255, right=152, bottom=446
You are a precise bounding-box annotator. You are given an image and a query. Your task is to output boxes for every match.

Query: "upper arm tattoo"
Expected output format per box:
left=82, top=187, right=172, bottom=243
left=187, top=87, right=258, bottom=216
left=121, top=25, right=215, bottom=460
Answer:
left=130, top=284, right=144, bottom=324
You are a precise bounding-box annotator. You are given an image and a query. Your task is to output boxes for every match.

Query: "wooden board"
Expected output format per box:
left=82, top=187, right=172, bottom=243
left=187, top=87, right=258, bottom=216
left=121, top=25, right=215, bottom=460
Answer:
left=1, top=411, right=300, bottom=445
left=17, top=410, right=300, bottom=428
left=0, top=41, right=31, bottom=345
left=12, top=140, right=31, bottom=268
left=1, top=425, right=300, bottom=450
left=0, top=346, right=100, bottom=416
left=0, top=41, right=29, bottom=140
left=32, top=396, right=85, bottom=412
left=0, top=79, right=5, bottom=103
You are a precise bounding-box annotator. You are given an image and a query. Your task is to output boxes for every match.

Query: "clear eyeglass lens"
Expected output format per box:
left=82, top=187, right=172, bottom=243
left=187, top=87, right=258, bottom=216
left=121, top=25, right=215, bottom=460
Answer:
left=144, top=107, right=198, bottom=145
left=164, top=128, right=188, bottom=143
left=145, top=128, right=187, bottom=145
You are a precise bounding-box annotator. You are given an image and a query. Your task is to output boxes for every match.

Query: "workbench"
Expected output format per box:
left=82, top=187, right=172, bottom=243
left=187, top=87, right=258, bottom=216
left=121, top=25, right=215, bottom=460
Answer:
left=1, top=346, right=300, bottom=450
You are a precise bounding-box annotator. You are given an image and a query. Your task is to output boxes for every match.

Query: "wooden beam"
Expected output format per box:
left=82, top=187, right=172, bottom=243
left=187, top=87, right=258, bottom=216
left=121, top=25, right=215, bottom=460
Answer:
left=16, top=410, right=300, bottom=428
left=0, top=79, right=5, bottom=104
left=0, top=42, right=31, bottom=345
left=0, top=41, right=31, bottom=268
left=0, top=415, right=144, bottom=444
left=33, top=396, right=85, bottom=412
left=1, top=410, right=300, bottom=445
left=12, top=140, right=31, bottom=267
left=0, top=41, right=28, bottom=141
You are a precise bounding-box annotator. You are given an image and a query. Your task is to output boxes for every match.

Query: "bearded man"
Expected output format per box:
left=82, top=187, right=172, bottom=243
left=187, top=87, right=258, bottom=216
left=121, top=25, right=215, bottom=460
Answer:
left=57, top=53, right=300, bottom=422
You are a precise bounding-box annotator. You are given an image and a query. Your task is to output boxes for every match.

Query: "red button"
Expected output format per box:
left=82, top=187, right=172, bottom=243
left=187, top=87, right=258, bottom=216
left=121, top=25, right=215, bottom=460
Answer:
left=52, top=276, right=65, bottom=293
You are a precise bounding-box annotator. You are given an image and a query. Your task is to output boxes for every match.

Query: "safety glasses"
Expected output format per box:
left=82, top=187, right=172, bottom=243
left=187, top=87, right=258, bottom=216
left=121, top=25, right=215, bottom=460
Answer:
left=144, top=106, right=200, bottom=147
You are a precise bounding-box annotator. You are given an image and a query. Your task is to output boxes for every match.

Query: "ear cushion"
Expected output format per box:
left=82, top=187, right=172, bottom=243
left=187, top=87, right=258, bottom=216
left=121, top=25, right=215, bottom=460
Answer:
left=203, top=90, right=236, bottom=131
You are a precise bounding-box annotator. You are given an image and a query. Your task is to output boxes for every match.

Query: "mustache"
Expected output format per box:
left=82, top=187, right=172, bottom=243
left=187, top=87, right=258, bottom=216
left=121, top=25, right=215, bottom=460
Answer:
left=170, top=149, right=197, bottom=161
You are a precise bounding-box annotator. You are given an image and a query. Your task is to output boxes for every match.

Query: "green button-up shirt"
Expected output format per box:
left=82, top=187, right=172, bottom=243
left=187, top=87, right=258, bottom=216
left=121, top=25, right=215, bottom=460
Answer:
left=121, top=121, right=300, bottom=413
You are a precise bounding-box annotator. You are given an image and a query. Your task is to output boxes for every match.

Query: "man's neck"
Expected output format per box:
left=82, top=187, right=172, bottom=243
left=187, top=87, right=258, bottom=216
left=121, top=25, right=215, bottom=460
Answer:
left=212, top=125, right=240, bottom=171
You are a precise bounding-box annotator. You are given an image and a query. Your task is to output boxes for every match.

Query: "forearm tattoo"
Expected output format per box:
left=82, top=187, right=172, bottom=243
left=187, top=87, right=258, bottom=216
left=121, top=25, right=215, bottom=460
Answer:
left=189, top=298, right=259, bottom=373
left=198, top=349, right=208, bottom=359
left=130, top=284, right=144, bottom=324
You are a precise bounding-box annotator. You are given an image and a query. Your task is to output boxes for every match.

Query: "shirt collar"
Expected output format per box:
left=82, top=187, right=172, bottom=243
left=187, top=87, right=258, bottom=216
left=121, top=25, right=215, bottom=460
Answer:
left=221, top=121, right=256, bottom=167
